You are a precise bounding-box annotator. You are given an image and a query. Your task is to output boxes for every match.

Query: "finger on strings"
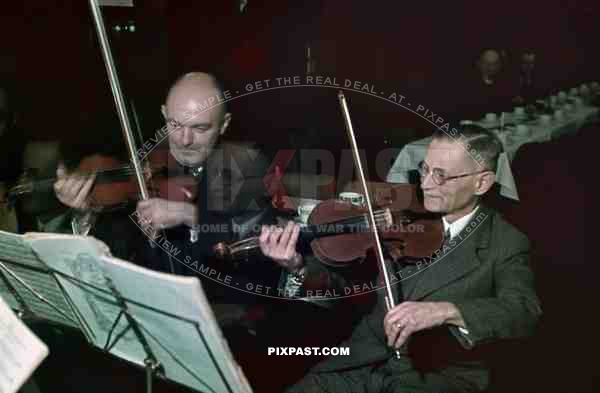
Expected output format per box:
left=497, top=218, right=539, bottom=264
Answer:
left=68, top=177, right=89, bottom=200
left=74, top=196, right=89, bottom=210
left=291, top=222, right=300, bottom=243
left=270, top=225, right=283, bottom=244
left=279, top=222, right=294, bottom=248
left=72, top=180, right=92, bottom=208
left=259, top=225, right=269, bottom=243
left=80, top=174, right=96, bottom=201
left=284, top=224, right=300, bottom=257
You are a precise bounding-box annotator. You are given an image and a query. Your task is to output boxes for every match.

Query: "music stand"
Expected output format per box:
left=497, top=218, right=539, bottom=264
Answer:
left=0, top=231, right=254, bottom=393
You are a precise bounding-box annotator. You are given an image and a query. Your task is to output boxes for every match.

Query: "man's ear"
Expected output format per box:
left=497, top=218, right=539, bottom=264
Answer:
left=160, top=105, right=167, bottom=120
left=474, top=171, right=495, bottom=196
left=220, top=113, right=232, bottom=136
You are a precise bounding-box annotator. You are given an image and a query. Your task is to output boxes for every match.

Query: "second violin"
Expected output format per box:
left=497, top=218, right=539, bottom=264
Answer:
left=213, top=183, right=443, bottom=266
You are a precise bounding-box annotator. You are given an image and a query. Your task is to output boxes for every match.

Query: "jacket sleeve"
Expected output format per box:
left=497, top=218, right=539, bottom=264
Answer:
left=449, top=234, right=542, bottom=349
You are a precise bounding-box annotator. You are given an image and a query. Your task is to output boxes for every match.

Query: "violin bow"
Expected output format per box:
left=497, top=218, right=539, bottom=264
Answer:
left=88, top=0, right=149, bottom=201
left=88, top=0, right=173, bottom=271
left=337, top=91, right=401, bottom=359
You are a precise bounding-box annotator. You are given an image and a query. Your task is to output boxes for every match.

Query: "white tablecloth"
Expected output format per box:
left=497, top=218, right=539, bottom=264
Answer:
left=476, top=104, right=599, bottom=160
left=386, top=104, right=599, bottom=201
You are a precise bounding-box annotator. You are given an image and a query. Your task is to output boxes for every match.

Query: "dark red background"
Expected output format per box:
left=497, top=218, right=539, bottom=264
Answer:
left=1, top=0, right=598, bottom=146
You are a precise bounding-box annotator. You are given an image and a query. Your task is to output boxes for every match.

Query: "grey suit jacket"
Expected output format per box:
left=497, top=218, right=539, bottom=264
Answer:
left=300, top=205, right=542, bottom=391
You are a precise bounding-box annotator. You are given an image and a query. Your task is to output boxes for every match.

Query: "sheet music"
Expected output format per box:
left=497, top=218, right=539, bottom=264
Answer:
left=0, top=278, right=18, bottom=309
left=0, top=296, right=49, bottom=393
left=0, top=263, right=79, bottom=328
left=102, top=257, right=253, bottom=393
left=27, top=233, right=253, bottom=393
left=0, top=231, right=46, bottom=269
left=24, top=233, right=141, bottom=354
left=0, top=231, right=79, bottom=328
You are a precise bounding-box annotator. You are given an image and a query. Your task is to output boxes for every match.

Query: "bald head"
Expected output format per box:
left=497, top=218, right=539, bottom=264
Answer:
left=477, top=49, right=502, bottom=83
left=162, top=72, right=231, bottom=167
left=166, top=72, right=226, bottom=118
left=480, top=49, right=500, bottom=63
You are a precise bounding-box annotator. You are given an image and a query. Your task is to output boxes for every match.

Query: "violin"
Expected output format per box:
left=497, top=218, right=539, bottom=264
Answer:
left=213, top=183, right=444, bottom=266
left=7, top=148, right=200, bottom=209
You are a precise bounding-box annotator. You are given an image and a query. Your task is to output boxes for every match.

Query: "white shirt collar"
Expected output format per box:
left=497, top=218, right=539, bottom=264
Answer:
left=442, top=205, right=480, bottom=240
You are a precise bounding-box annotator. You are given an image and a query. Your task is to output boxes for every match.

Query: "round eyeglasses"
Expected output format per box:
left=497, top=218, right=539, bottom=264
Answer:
left=417, top=161, right=491, bottom=186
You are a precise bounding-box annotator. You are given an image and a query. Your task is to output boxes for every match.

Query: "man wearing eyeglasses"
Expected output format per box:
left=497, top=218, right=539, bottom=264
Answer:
left=260, top=124, right=541, bottom=393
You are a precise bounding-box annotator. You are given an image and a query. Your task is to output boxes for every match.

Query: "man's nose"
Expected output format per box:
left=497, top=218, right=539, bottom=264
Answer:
left=420, top=172, right=435, bottom=189
left=181, top=127, right=194, bottom=146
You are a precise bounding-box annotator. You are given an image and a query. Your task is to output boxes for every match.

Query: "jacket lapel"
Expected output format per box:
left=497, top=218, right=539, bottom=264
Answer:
left=408, top=206, right=493, bottom=300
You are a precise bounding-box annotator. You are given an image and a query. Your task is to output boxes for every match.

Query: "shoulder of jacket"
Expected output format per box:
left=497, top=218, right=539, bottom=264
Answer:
left=482, top=206, right=529, bottom=249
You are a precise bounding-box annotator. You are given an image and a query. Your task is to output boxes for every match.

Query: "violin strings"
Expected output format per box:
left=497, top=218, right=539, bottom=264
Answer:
left=229, top=237, right=260, bottom=254
left=315, top=210, right=388, bottom=231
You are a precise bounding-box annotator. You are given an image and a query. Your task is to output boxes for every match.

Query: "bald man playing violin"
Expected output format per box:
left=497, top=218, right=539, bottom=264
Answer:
left=55, top=72, right=227, bottom=232
left=260, top=125, right=541, bottom=393
left=53, top=72, right=271, bottom=273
